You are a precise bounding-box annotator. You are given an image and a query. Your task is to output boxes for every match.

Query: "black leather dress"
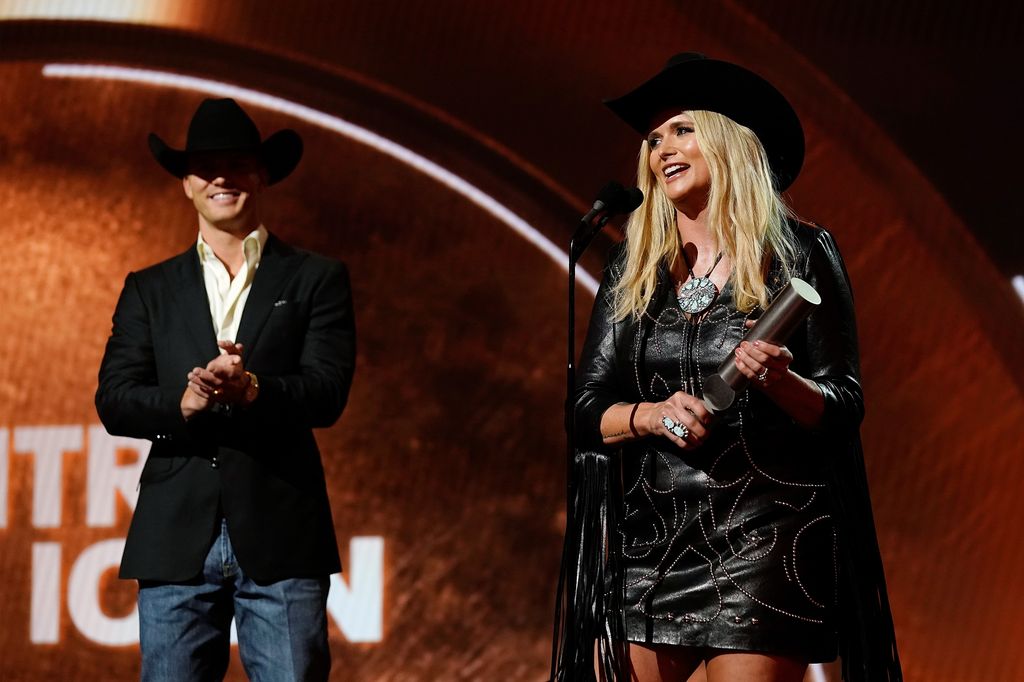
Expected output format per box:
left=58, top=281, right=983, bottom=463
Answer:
left=575, top=222, right=866, bottom=661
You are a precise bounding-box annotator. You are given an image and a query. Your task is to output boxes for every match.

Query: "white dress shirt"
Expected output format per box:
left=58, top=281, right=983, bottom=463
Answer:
left=196, top=226, right=268, bottom=345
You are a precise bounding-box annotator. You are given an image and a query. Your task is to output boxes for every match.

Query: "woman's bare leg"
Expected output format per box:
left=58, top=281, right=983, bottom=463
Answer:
left=704, top=650, right=806, bottom=682
left=625, top=643, right=703, bottom=682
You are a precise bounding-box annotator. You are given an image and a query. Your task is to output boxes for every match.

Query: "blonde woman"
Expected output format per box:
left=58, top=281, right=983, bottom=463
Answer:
left=573, top=54, right=900, bottom=681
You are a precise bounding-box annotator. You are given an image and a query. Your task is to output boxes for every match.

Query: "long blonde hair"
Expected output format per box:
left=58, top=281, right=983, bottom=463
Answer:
left=612, top=109, right=798, bottom=320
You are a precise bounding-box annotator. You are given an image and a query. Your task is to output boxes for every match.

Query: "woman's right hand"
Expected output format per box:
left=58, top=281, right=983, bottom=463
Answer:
left=637, top=392, right=711, bottom=448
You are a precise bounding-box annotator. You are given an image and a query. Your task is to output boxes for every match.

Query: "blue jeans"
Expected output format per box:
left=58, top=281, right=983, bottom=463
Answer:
left=138, top=519, right=331, bottom=682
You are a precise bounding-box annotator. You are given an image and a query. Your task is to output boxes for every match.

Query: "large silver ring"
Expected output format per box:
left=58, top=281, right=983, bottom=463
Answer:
left=662, top=416, right=688, bottom=440
left=757, top=367, right=769, bottom=383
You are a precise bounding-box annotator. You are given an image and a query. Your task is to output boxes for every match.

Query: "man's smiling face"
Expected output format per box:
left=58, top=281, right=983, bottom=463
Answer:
left=182, top=151, right=266, bottom=232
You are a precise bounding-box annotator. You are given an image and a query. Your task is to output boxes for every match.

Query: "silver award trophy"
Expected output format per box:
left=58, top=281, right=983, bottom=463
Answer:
left=703, top=277, right=821, bottom=412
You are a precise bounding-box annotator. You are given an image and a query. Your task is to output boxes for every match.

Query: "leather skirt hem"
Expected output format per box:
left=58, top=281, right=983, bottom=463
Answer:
left=623, top=620, right=838, bottom=664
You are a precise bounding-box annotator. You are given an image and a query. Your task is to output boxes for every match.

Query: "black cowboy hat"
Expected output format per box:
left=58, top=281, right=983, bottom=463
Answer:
left=148, top=98, right=303, bottom=185
left=604, top=52, right=804, bottom=191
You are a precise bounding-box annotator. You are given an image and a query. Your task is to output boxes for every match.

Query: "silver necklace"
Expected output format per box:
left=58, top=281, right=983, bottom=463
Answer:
left=677, top=250, right=724, bottom=315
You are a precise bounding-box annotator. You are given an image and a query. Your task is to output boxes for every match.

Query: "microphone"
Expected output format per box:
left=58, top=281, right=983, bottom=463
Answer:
left=580, top=181, right=625, bottom=225
left=571, top=182, right=643, bottom=262
left=615, top=186, right=644, bottom=216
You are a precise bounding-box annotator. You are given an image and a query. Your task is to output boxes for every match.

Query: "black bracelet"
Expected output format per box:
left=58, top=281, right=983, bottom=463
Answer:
left=628, top=403, right=642, bottom=438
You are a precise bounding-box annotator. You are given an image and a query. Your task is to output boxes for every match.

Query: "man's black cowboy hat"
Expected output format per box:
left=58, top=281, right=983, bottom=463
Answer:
left=148, top=98, right=303, bottom=185
left=604, top=52, right=804, bottom=191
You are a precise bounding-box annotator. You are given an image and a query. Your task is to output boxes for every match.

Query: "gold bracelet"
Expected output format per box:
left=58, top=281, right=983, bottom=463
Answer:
left=243, top=371, right=260, bottom=404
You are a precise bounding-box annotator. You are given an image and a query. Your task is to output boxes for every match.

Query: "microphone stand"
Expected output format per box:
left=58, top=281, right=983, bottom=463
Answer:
left=566, top=219, right=605, bottom=450
left=552, top=183, right=640, bottom=681
left=551, top=212, right=610, bottom=681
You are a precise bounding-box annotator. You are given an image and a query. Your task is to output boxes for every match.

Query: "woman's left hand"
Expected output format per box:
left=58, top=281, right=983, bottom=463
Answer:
left=734, top=320, right=793, bottom=390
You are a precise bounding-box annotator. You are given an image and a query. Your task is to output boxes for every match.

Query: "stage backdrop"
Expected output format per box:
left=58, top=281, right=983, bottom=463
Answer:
left=0, top=2, right=1021, bottom=680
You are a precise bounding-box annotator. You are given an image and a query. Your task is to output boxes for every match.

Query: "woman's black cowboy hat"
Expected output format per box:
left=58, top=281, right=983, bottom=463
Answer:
left=604, top=52, right=805, bottom=191
left=148, top=98, right=303, bottom=185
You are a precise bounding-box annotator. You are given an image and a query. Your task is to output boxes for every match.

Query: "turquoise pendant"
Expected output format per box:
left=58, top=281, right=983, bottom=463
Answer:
left=677, top=276, right=718, bottom=314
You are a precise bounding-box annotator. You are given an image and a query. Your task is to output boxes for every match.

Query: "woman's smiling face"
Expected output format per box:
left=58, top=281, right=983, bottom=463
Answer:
left=647, top=111, right=710, bottom=213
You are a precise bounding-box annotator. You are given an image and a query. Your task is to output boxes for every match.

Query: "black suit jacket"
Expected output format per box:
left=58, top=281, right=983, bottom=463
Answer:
left=96, top=234, right=356, bottom=583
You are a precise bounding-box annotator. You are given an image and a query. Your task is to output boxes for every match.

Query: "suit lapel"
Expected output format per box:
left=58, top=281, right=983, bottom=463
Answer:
left=166, top=246, right=219, bottom=359
left=235, top=234, right=304, bottom=360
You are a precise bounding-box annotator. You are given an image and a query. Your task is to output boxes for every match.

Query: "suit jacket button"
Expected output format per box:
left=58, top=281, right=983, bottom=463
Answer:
left=210, top=456, right=219, bottom=469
